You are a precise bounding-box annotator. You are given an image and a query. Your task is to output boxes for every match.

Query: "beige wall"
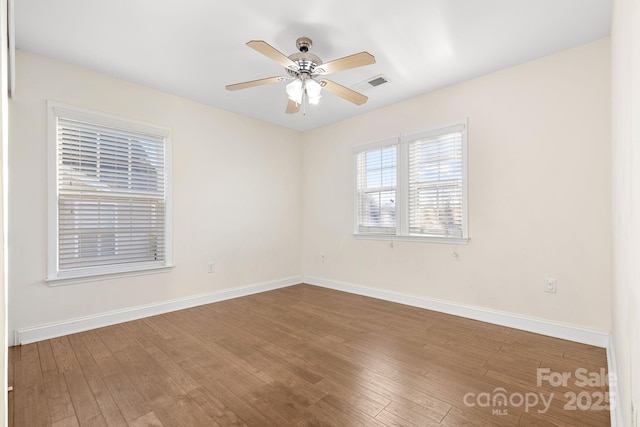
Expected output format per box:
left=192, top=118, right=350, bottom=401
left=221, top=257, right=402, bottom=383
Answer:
left=303, top=39, right=612, bottom=331
left=8, top=50, right=303, bottom=344
left=9, top=39, right=613, bottom=351
left=612, top=0, right=640, bottom=424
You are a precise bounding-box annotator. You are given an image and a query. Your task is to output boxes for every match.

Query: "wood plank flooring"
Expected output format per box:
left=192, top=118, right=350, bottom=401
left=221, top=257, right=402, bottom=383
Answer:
left=9, top=284, right=611, bottom=426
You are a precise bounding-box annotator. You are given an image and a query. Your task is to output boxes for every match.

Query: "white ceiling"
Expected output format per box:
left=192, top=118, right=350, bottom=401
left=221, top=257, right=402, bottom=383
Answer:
left=15, top=0, right=611, bottom=132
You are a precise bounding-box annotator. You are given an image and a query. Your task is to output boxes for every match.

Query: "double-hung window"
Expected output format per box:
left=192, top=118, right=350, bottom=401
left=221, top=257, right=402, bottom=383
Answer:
left=47, top=102, right=172, bottom=284
left=354, top=120, right=468, bottom=243
left=355, top=141, right=398, bottom=234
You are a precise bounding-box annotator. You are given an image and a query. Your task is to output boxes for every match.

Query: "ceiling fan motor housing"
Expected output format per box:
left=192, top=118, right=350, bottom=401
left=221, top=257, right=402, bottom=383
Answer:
left=287, top=37, right=322, bottom=78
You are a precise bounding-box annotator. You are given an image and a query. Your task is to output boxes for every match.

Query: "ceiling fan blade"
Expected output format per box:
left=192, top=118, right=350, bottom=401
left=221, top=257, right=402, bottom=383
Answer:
left=225, top=76, right=282, bottom=91
left=285, top=99, right=300, bottom=114
left=320, top=79, right=368, bottom=105
left=314, top=52, right=375, bottom=75
left=247, top=40, right=299, bottom=71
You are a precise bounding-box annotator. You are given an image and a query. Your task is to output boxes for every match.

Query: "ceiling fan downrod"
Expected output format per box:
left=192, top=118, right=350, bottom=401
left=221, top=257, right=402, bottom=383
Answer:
left=296, top=37, right=312, bottom=53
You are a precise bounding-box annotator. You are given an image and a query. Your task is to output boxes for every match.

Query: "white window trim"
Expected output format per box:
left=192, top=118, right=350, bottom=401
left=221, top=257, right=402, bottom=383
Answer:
left=353, top=233, right=468, bottom=245
left=46, top=101, right=174, bottom=286
left=353, top=119, right=469, bottom=244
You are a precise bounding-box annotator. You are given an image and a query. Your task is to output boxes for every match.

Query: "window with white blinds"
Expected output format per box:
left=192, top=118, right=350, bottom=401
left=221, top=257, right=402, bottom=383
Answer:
left=407, top=127, right=464, bottom=238
left=353, top=121, right=468, bottom=243
left=355, top=144, right=397, bottom=234
left=48, top=102, right=172, bottom=283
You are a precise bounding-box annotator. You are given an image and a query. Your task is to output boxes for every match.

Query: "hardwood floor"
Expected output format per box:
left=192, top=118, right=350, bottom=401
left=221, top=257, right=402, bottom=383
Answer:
left=9, top=284, right=610, bottom=426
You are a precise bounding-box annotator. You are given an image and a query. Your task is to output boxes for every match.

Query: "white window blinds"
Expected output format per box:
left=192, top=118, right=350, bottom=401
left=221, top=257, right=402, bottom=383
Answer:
left=52, top=107, right=169, bottom=277
left=355, top=144, right=397, bottom=234
left=353, top=121, right=467, bottom=243
left=408, top=129, right=464, bottom=237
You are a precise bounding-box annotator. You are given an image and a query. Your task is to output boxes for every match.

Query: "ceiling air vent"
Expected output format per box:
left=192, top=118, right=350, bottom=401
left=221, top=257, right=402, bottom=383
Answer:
left=353, top=74, right=391, bottom=93
left=367, top=76, right=388, bottom=87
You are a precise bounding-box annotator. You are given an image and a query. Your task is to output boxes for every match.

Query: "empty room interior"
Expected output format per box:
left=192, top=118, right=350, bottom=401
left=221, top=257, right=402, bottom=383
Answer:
left=1, top=0, right=639, bottom=426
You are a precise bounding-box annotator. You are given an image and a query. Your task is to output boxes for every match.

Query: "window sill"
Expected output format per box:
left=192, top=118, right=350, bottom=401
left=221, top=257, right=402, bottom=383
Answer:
left=46, top=264, right=175, bottom=287
left=353, top=233, right=469, bottom=245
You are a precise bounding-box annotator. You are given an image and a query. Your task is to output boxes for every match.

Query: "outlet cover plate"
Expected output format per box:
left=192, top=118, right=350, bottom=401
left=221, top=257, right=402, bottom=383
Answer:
left=545, top=278, right=557, bottom=293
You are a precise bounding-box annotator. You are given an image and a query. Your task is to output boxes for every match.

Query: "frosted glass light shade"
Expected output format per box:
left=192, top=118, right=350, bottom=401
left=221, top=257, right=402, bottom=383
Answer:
left=305, top=79, right=321, bottom=97
left=306, top=79, right=322, bottom=105
left=286, top=79, right=303, bottom=104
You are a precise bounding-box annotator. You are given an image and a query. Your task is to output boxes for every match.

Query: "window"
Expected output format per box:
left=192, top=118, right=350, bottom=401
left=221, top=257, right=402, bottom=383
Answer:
left=355, top=142, right=397, bottom=234
left=47, top=102, right=172, bottom=284
left=354, top=121, right=468, bottom=243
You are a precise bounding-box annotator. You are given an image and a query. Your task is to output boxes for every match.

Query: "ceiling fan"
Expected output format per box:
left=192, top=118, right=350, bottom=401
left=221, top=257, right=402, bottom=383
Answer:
left=225, top=37, right=376, bottom=115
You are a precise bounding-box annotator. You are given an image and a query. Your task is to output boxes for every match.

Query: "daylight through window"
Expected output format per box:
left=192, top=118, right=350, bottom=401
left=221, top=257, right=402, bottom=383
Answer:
left=354, top=121, right=468, bottom=243
left=48, top=103, right=172, bottom=283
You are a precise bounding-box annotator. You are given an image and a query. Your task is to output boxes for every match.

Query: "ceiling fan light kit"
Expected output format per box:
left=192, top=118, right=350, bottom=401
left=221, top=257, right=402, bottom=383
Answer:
left=286, top=77, right=322, bottom=106
left=226, top=37, right=375, bottom=115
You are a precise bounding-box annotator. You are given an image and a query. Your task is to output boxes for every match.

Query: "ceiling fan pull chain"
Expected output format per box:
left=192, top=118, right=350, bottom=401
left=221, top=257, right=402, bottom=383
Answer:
left=302, top=91, right=308, bottom=116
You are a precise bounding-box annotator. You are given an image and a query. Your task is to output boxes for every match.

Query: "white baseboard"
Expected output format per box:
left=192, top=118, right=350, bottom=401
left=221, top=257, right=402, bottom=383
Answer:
left=15, top=274, right=611, bottom=350
left=304, top=276, right=610, bottom=348
left=607, top=335, right=623, bottom=427
left=14, top=276, right=303, bottom=345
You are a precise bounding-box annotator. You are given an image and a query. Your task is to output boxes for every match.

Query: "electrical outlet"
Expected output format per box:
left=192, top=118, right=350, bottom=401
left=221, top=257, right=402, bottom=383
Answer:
left=207, top=262, right=215, bottom=273
left=320, top=253, right=326, bottom=263
left=544, top=278, right=557, bottom=293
